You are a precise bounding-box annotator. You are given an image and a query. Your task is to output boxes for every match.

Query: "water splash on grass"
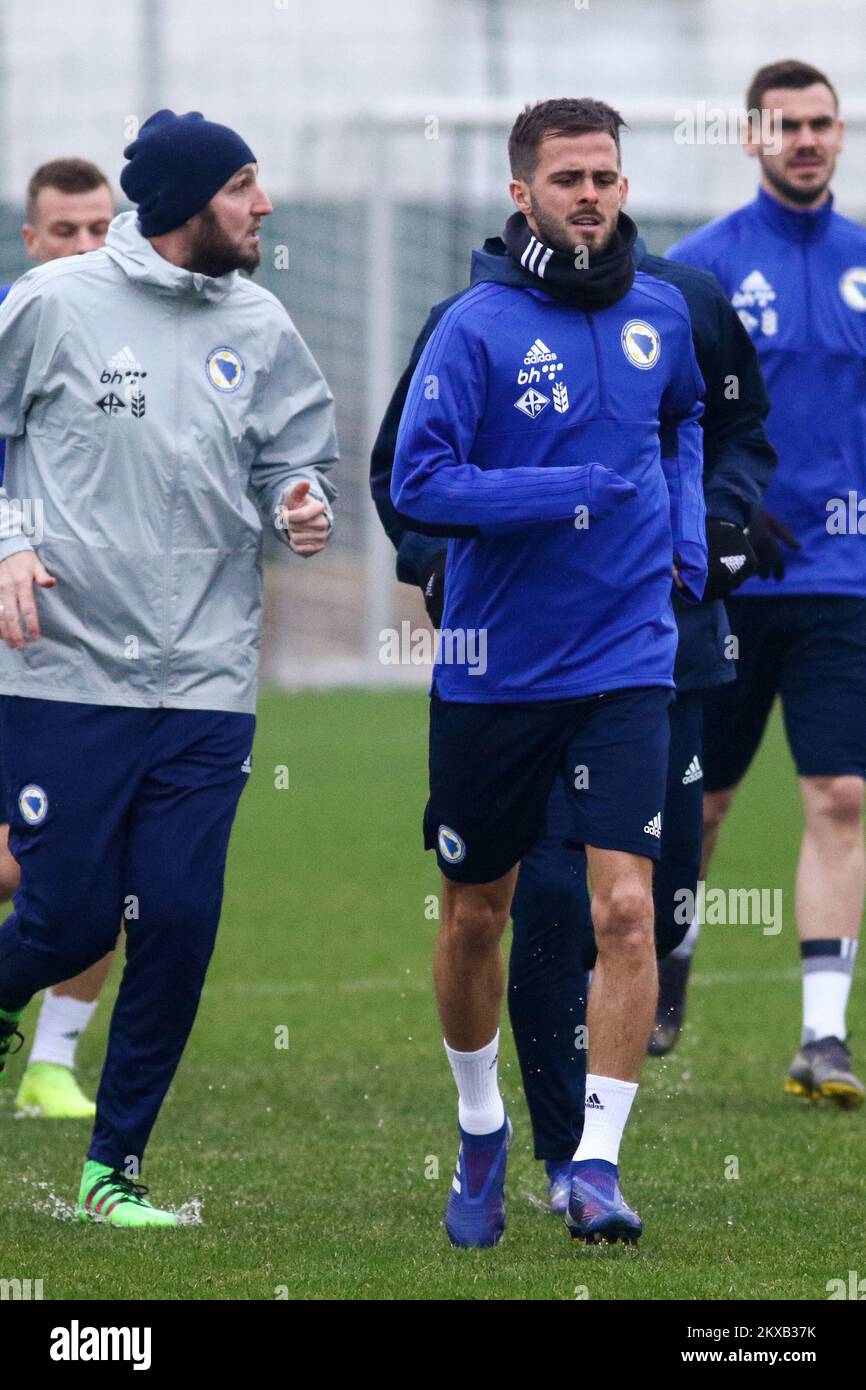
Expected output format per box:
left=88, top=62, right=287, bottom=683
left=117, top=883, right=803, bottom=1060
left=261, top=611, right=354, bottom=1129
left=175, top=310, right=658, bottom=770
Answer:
left=21, top=1176, right=204, bottom=1224
left=24, top=1179, right=78, bottom=1222
left=171, top=1198, right=204, bottom=1226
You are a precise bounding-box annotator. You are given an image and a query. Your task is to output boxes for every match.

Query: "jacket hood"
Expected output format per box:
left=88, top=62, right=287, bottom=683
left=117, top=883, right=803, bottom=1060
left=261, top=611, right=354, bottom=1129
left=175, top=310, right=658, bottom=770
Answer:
left=470, top=237, right=533, bottom=291
left=103, top=211, right=238, bottom=302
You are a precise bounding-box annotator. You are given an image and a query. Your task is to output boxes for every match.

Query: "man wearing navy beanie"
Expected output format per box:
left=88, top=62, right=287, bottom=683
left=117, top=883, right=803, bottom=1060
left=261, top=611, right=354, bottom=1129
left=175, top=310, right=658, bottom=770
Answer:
left=122, top=110, right=255, bottom=234
left=121, top=109, right=269, bottom=276
left=0, top=111, right=338, bottom=1226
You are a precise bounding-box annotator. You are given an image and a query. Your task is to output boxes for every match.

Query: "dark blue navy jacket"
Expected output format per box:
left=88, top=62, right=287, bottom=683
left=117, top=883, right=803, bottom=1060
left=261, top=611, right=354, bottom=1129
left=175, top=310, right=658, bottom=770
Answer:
left=371, top=237, right=776, bottom=691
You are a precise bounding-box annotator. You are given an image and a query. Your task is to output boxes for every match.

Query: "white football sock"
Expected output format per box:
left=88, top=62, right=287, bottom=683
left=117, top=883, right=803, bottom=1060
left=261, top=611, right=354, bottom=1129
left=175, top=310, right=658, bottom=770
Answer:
left=28, top=991, right=98, bottom=1069
left=671, top=915, right=700, bottom=961
left=573, top=1074, right=638, bottom=1166
left=802, top=969, right=854, bottom=1044
left=444, top=1031, right=505, bottom=1135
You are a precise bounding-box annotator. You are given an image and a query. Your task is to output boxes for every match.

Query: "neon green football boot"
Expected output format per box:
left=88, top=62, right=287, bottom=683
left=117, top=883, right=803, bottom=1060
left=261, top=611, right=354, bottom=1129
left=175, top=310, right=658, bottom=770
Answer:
left=16, top=1062, right=97, bottom=1118
left=78, top=1160, right=179, bottom=1229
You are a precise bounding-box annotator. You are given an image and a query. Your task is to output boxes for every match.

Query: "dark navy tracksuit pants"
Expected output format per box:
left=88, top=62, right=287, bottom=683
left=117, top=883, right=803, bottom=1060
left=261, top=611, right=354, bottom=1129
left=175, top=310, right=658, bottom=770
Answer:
left=0, top=696, right=254, bottom=1170
left=508, top=690, right=703, bottom=1161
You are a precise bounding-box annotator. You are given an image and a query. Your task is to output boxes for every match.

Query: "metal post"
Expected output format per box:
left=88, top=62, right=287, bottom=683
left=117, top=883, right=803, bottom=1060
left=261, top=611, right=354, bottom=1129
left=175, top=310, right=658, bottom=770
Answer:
left=138, top=0, right=165, bottom=119
left=364, top=119, right=398, bottom=681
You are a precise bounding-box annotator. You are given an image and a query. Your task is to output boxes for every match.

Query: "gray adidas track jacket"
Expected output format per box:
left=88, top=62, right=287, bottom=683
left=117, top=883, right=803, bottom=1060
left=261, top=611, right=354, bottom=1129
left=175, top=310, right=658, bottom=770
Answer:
left=0, top=211, right=338, bottom=714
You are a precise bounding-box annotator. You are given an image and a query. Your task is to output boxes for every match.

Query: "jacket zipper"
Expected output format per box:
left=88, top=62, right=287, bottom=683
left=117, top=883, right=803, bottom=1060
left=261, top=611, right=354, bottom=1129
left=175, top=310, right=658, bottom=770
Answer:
left=800, top=241, right=812, bottom=341
left=586, top=312, right=608, bottom=412
left=157, top=301, right=183, bottom=706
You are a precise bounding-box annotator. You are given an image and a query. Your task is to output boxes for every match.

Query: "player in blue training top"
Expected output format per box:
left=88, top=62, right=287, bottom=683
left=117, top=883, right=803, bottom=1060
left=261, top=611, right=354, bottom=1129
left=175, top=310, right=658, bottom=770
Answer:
left=372, top=137, right=774, bottom=1215
left=668, top=59, right=866, bottom=1106
left=0, top=159, right=116, bottom=1120
left=392, top=99, right=708, bottom=1248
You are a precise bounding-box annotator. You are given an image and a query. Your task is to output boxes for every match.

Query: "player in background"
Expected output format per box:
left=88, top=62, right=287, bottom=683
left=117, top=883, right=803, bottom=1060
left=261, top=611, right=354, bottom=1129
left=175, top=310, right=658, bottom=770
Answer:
left=392, top=99, right=708, bottom=1247
left=667, top=60, right=866, bottom=1105
left=372, top=119, right=774, bottom=1212
left=0, top=159, right=116, bottom=1120
left=0, top=110, right=337, bottom=1225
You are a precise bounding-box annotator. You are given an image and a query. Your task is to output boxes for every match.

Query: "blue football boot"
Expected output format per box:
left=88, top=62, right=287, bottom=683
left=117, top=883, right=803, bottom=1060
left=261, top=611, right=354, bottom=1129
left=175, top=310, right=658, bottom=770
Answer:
left=565, top=1158, right=642, bottom=1245
left=545, top=1160, right=574, bottom=1215
left=444, top=1115, right=511, bottom=1247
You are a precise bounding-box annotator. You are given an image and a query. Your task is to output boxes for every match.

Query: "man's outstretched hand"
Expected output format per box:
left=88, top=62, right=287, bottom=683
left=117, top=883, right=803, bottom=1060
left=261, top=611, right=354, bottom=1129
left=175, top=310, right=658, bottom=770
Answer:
left=278, top=480, right=332, bottom=557
left=0, top=551, right=56, bottom=649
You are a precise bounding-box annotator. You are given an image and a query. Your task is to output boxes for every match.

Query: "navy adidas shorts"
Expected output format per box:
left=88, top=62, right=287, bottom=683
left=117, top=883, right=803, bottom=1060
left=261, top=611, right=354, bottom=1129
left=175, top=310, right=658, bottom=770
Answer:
left=703, top=595, right=866, bottom=790
left=424, top=686, right=673, bottom=883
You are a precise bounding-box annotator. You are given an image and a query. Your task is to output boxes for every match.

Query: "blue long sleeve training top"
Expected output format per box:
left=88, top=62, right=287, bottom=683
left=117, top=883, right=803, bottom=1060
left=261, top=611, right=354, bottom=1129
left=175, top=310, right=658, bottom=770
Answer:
left=391, top=265, right=707, bottom=702
left=669, top=186, right=866, bottom=598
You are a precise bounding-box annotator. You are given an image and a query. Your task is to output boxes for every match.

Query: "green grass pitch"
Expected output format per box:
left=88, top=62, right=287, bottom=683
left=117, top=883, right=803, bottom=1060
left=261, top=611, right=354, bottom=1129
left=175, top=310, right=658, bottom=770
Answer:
left=2, top=686, right=864, bottom=1300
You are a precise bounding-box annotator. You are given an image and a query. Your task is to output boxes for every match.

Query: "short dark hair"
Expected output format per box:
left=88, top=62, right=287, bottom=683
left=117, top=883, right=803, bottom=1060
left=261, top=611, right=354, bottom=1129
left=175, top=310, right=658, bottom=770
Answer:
left=26, top=158, right=112, bottom=224
left=508, top=98, right=627, bottom=182
left=746, top=59, right=839, bottom=115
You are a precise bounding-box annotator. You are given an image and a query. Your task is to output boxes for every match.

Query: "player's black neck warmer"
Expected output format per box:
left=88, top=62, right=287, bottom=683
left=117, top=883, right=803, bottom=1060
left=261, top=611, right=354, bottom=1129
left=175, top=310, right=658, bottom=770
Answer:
left=503, top=210, right=637, bottom=310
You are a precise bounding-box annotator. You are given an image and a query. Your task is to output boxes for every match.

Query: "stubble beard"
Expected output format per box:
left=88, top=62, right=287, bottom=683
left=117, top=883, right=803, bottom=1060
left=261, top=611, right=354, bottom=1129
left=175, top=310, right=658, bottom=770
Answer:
left=760, top=154, right=833, bottom=208
left=528, top=193, right=616, bottom=261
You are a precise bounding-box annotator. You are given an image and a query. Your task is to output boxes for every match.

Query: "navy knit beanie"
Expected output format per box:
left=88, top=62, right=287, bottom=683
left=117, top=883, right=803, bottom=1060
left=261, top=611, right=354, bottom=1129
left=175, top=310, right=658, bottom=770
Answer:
left=120, top=109, right=256, bottom=236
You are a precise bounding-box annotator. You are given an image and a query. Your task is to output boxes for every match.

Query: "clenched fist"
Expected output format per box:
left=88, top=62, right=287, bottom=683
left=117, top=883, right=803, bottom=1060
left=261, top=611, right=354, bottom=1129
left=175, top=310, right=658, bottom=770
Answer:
left=277, top=480, right=332, bottom=558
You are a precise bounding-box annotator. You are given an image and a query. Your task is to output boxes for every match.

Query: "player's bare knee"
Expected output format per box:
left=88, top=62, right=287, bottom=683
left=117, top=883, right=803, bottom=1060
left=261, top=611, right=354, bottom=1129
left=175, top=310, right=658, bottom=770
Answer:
left=592, top=883, right=654, bottom=954
left=703, top=786, right=736, bottom=834
left=806, top=777, right=865, bottom=833
left=444, top=895, right=507, bottom=953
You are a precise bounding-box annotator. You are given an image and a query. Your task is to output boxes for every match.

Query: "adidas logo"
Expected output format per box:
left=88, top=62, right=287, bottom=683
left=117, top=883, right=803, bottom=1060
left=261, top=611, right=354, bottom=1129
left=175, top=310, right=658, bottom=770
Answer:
left=99, top=344, right=148, bottom=390
left=720, top=553, right=746, bottom=574
left=732, top=270, right=776, bottom=309
left=523, top=337, right=557, bottom=365
left=585, top=1092, right=604, bottom=1109
left=682, top=756, right=703, bottom=785
left=108, top=344, right=142, bottom=372
left=241, top=754, right=252, bottom=774
left=741, top=269, right=773, bottom=292
left=643, top=811, right=662, bottom=838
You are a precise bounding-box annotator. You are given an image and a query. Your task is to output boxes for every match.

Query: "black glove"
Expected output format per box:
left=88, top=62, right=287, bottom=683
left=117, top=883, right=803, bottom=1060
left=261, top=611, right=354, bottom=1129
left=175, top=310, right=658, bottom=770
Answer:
left=746, top=508, right=801, bottom=582
left=703, top=517, right=758, bottom=601
left=419, top=550, right=446, bottom=628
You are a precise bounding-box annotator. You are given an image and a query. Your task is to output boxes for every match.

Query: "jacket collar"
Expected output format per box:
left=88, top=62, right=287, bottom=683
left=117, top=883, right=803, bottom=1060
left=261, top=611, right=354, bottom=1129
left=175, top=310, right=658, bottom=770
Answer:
left=103, top=211, right=238, bottom=302
left=754, top=184, right=834, bottom=243
left=471, top=231, right=652, bottom=294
